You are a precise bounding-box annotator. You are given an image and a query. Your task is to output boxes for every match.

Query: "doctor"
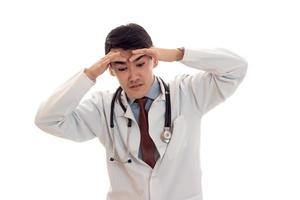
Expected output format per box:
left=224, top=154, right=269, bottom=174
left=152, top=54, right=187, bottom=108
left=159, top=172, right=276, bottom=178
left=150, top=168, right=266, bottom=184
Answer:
left=35, top=23, right=247, bottom=200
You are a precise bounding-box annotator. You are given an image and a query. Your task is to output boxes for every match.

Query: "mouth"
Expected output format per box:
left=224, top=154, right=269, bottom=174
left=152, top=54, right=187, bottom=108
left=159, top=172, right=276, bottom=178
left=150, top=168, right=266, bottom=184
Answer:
left=129, top=84, right=143, bottom=89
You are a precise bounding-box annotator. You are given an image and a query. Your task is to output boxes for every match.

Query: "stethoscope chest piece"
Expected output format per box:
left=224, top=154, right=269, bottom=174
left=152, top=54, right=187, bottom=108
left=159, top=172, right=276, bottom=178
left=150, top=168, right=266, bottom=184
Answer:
left=161, top=128, right=172, bottom=143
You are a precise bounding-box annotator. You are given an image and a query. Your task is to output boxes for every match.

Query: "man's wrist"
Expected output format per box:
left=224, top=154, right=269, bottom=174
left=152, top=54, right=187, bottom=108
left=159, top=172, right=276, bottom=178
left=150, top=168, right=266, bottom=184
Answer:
left=176, top=47, right=185, bottom=61
left=84, top=68, right=97, bottom=82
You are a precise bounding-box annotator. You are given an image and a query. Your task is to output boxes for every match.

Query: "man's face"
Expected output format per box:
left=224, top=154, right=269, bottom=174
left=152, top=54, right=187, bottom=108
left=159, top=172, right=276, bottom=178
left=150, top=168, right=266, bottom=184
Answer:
left=109, top=48, right=158, bottom=99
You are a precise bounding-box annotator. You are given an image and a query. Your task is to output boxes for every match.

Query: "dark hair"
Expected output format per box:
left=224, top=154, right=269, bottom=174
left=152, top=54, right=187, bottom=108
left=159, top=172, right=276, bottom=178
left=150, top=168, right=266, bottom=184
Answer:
left=105, top=23, right=153, bottom=54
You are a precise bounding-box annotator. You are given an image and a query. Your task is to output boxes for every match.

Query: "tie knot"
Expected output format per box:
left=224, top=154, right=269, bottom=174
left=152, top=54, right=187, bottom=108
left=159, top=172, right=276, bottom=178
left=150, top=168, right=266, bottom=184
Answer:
left=135, top=97, right=147, bottom=108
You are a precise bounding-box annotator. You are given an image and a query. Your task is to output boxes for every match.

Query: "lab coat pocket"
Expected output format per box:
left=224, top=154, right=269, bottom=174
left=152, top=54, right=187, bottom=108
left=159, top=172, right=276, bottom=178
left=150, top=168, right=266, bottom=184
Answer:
left=165, top=115, right=187, bottom=161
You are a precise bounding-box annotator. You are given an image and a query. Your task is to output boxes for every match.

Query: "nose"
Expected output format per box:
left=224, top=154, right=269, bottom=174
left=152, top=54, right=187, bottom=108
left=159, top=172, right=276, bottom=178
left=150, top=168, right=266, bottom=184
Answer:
left=128, top=67, right=139, bottom=83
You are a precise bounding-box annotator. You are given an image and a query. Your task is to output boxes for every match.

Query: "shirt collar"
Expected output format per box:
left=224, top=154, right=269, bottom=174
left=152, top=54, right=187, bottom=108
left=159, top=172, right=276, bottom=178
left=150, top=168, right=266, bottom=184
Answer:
left=127, top=76, right=161, bottom=105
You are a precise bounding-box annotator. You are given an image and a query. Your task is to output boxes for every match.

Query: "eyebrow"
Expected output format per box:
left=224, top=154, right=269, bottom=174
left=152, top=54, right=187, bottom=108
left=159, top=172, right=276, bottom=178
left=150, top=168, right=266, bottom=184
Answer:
left=111, top=55, right=146, bottom=65
left=132, top=55, right=146, bottom=62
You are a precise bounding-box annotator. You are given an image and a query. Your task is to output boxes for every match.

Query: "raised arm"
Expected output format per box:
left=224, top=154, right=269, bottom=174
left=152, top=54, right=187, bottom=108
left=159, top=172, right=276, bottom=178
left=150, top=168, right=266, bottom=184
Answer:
left=34, top=51, right=126, bottom=142
left=178, top=48, right=248, bottom=115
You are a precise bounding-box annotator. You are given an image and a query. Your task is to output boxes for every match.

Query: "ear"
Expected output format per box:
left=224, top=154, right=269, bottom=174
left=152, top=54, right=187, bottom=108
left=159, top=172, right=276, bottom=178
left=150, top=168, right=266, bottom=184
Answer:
left=109, top=64, right=116, bottom=76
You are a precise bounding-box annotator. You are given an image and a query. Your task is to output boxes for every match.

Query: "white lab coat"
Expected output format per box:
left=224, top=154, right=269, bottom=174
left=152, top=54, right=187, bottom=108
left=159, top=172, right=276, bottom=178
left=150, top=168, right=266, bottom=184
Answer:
left=35, top=48, right=247, bottom=200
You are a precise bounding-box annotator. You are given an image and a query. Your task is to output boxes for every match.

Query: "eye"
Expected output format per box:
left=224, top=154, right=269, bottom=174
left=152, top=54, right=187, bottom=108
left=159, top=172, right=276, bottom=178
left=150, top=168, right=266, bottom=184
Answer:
left=116, top=66, right=127, bottom=72
left=137, top=63, right=145, bottom=67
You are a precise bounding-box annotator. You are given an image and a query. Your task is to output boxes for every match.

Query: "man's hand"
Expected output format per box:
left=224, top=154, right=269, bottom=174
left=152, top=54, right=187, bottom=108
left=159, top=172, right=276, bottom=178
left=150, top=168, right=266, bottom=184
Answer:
left=129, top=47, right=184, bottom=63
left=84, top=51, right=126, bottom=81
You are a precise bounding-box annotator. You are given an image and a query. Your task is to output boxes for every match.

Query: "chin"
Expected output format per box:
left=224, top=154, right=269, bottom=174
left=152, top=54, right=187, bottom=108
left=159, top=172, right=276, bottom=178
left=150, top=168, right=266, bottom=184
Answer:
left=126, top=90, right=147, bottom=99
left=126, top=86, right=148, bottom=99
left=129, top=93, right=145, bottom=99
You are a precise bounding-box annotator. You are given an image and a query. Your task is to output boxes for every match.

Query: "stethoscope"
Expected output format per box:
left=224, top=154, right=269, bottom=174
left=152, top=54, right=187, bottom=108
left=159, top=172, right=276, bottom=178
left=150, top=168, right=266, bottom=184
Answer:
left=109, top=77, right=172, bottom=164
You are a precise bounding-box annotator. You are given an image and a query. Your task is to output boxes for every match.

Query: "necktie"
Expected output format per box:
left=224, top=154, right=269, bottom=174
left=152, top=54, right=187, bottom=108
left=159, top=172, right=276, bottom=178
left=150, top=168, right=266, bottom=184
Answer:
left=136, top=97, right=157, bottom=168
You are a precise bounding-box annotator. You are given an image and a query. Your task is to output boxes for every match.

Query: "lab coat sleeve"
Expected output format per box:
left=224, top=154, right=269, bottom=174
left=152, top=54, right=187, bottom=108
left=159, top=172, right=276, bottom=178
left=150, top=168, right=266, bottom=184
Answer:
left=179, top=48, right=248, bottom=115
left=35, top=69, right=107, bottom=143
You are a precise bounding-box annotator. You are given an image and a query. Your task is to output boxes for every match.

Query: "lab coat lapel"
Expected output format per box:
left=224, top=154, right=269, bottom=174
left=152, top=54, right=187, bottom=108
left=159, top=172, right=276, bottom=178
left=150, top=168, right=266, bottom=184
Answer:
left=148, top=98, right=167, bottom=159
left=148, top=78, right=168, bottom=159
left=114, top=91, right=141, bottom=160
left=114, top=90, right=135, bottom=121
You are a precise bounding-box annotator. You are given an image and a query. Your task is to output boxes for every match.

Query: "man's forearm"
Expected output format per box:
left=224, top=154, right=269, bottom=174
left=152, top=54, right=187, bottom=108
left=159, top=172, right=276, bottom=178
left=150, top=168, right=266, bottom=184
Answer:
left=84, top=68, right=97, bottom=82
left=156, top=48, right=184, bottom=62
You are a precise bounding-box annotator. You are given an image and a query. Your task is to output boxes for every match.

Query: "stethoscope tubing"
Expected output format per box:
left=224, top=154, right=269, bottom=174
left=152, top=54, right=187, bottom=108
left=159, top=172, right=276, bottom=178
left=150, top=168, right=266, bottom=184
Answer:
left=109, top=77, right=171, bottom=164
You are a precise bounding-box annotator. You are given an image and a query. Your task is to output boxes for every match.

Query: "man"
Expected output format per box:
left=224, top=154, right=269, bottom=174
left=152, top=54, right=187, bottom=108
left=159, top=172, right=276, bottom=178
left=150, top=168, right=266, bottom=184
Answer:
left=35, top=23, right=247, bottom=200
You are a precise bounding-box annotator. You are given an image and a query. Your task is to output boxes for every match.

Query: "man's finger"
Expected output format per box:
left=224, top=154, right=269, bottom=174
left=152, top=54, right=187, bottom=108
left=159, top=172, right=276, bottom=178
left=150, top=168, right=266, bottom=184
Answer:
left=131, top=48, right=146, bottom=54
left=109, top=52, right=127, bottom=63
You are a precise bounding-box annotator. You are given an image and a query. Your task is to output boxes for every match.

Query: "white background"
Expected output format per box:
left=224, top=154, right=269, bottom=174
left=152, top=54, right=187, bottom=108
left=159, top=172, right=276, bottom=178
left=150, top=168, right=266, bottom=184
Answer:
left=1, top=0, right=299, bottom=199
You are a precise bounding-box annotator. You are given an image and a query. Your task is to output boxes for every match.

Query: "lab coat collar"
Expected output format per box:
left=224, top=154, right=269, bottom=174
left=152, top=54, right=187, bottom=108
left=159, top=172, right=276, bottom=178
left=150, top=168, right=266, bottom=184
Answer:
left=114, top=90, right=135, bottom=120
left=156, top=76, right=166, bottom=102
